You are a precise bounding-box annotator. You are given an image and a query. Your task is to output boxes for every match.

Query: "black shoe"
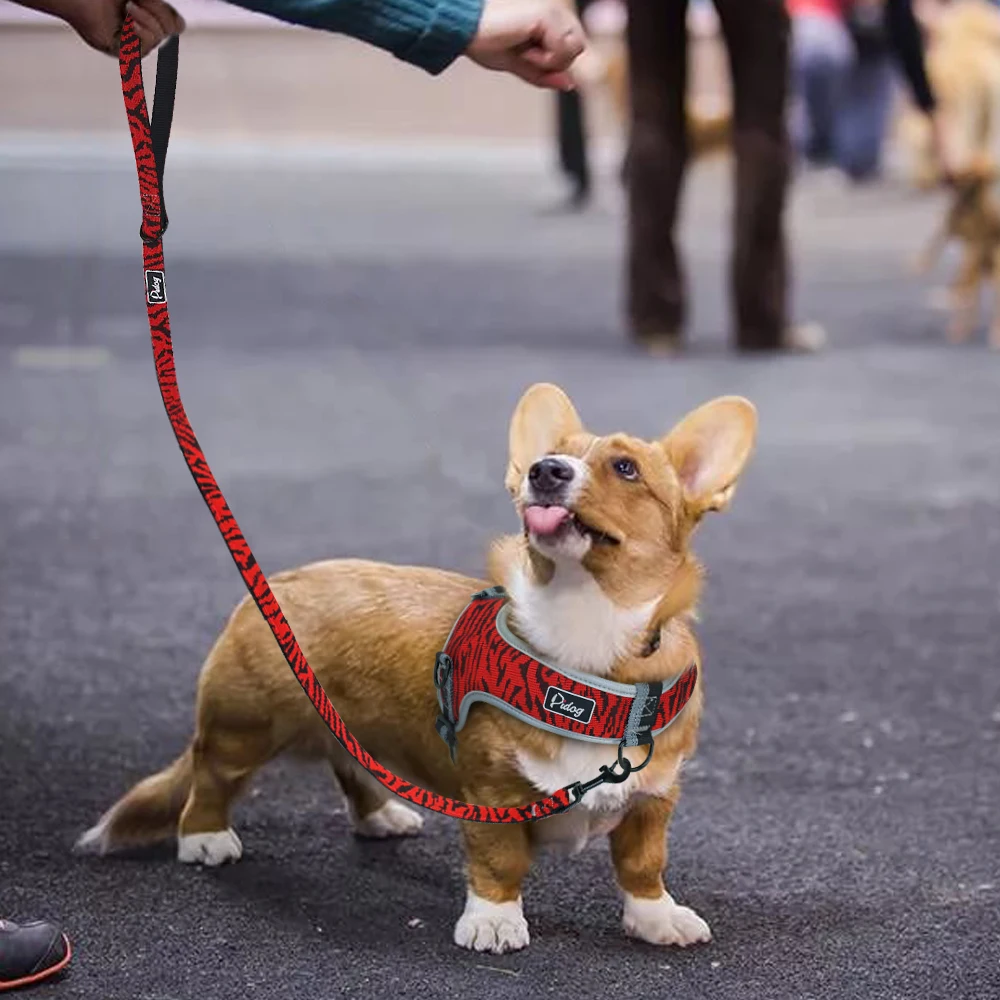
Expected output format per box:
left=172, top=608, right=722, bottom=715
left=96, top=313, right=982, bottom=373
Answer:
left=0, top=920, right=72, bottom=991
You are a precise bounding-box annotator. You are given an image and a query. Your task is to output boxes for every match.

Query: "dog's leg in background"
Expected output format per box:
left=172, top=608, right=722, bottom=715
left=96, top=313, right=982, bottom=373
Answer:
left=947, top=246, right=982, bottom=343
left=610, top=791, right=711, bottom=947
left=454, top=820, right=533, bottom=953
left=990, top=250, right=1000, bottom=349
left=328, top=745, right=423, bottom=839
left=910, top=226, right=948, bottom=277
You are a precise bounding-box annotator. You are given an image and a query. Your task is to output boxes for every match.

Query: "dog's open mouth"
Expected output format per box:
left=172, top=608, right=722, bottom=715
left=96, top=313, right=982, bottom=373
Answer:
left=522, top=505, right=619, bottom=546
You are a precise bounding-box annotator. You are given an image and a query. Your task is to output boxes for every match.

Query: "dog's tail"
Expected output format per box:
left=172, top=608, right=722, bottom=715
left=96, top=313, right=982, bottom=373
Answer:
left=75, top=745, right=193, bottom=855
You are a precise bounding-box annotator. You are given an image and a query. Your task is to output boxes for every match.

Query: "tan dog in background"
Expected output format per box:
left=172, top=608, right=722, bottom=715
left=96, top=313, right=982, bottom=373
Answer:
left=77, top=384, right=757, bottom=954
left=899, top=0, right=1000, bottom=188
left=914, top=156, right=1000, bottom=346
left=572, top=0, right=732, bottom=159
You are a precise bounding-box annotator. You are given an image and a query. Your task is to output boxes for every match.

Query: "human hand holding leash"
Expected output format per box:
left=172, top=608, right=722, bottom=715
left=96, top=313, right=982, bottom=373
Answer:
left=12, top=0, right=185, bottom=55
left=465, top=0, right=586, bottom=90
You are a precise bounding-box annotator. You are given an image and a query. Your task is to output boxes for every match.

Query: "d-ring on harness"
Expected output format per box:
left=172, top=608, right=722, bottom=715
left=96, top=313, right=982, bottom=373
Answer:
left=118, top=19, right=698, bottom=824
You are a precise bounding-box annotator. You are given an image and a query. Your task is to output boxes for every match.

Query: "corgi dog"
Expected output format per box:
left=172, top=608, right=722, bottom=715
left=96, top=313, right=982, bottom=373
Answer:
left=77, top=384, right=757, bottom=954
left=913, top=155, right=1000, bottom=348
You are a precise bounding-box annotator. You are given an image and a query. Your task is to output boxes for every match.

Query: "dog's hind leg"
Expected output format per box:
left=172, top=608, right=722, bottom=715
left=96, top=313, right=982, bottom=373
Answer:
left=328, top=744, right=424, bottom=839
left=176, top=723, right=274, bottom=866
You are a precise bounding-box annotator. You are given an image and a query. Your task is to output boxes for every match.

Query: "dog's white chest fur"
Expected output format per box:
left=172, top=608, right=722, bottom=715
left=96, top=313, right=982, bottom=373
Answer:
left=506, top=563, right=671, bottom=852
left=506, top=563, right=657, bottom=677
left=516, top=742, right=679, bottom=853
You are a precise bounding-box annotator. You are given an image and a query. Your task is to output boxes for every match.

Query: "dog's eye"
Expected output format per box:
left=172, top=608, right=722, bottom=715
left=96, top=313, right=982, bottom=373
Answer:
left=612, top=458, right=640, bottom=481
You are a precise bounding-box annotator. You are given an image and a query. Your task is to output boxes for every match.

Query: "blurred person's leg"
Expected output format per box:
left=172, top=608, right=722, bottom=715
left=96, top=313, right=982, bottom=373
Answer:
left=624, top=0, right=689, bottom=353
left=555, top=0, right=594, bottom=208
left=714, top=0, right=793, bottom=352
left=836, top=52, right=896, bottom=181
left=556, top=90, right=591, bottom=206
left=790, top=13, right=853, bottom=166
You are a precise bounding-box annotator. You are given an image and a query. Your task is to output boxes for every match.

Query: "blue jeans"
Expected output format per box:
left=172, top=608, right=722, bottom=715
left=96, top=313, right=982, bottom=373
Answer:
left=790, top=14, right=853, bottom=164
left=835, top=53, right=895, bottom=180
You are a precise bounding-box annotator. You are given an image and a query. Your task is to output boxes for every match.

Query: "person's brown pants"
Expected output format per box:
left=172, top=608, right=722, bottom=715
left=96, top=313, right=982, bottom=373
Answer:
left=625, top=0, right=791, bottom=351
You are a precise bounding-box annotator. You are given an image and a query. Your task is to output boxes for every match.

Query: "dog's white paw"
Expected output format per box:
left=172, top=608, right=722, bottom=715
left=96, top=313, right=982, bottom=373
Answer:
left=453, top=891, right=530, bottom=954
left=177, top=829, right=243, bottom=866
left=353, top=800, right=424, bottom=839
left=622, top=892, right=712, bottom=947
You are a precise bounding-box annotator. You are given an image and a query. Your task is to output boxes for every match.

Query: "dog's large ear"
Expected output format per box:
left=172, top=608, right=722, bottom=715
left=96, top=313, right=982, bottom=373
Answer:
left=505, top=383, right=584, bottom=495
left=661, top=396, right=757, bottom=517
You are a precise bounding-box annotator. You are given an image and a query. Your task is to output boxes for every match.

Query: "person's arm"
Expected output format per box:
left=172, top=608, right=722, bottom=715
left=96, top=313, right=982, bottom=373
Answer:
left=228, top=0, right=584, bottom=85
left=229, top=0, right=479, bottom=74
left=881, top=0, right=955, bottom=177
left=882, top=0, right=934, bottom=113
left=11, top=0, right=584, bottom=90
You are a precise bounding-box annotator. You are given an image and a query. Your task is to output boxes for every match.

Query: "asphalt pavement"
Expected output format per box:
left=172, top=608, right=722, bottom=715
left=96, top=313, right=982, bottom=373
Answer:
left=1, top=147, right=998, bottom=1000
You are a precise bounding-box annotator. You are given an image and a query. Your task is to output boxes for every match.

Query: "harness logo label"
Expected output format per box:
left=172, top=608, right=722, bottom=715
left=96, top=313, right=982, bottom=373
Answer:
left=144, top=269, right=167, bottom=304
left=544, top=686, right=596, bottom=725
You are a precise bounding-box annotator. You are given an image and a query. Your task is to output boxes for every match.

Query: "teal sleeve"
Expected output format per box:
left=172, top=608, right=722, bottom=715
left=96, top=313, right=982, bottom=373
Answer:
left=224, top=0, right=484, bottom=74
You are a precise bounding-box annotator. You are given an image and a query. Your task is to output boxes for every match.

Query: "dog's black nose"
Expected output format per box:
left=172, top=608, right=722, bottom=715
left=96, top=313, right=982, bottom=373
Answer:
left=528, top=457, right=575, bottom=494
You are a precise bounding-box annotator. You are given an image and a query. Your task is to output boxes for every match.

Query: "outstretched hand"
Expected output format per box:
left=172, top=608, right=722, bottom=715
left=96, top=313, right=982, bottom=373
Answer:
left=465, top=0, right=587, bottom=90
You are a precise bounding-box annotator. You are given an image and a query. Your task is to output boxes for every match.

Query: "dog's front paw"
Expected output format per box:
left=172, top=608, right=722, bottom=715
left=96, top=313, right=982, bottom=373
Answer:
left=177, top=829, right=243, bottom=866
left=622, top=892, right=711, bottom=947
left=353, top=800, right=424, bottom=839
left=453, top=892, right=529, bottom=953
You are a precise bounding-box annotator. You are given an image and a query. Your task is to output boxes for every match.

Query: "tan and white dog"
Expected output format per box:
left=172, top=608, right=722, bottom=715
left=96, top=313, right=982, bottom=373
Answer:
left=898, top=0, right=1000, bottom=188
left=78, top=384, right=757, bottom=954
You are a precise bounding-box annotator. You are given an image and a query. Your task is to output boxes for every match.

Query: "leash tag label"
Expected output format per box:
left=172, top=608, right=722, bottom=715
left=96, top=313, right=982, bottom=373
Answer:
left=544, top=686, right=595, bottom=725
left=145, top=269, right=167, bottom=305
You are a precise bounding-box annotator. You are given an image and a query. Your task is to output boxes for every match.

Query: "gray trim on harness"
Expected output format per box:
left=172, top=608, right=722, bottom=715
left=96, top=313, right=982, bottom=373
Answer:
left=623, top=682, right=651, bottom=745
left=453, top=691, right=622, bottom=744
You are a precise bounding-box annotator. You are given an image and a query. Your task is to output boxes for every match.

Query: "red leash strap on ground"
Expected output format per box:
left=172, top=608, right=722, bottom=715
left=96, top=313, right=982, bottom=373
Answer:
left=117, top=17, right=586, bottom=824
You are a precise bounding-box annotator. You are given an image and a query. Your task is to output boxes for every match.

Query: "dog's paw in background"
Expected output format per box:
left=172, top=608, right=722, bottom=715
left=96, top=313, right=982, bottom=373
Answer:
left=622, top=892, right=712, bottom=947
left=177, top=829, right=243, bottom=866
left=352, top=799, right=424, bottom=839
left=453, top=892, right=530, bottom=953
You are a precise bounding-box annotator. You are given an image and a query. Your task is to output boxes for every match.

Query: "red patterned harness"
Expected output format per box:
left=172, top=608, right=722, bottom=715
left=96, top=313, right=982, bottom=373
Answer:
left=434, top=588, right=698, bottom=760
left=118, top=21, right=698, bottom=822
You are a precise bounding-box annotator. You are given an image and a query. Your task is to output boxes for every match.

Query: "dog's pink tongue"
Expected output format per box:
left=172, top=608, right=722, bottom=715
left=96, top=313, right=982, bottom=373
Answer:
left=524, top=505, right=571, bottom=536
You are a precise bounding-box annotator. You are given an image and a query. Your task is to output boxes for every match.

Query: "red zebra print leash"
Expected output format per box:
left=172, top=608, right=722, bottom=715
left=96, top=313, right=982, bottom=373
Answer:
left=118, top=17, right=680, bottom=823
